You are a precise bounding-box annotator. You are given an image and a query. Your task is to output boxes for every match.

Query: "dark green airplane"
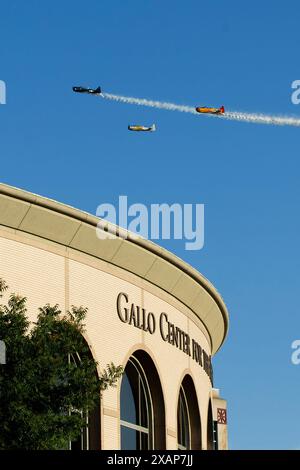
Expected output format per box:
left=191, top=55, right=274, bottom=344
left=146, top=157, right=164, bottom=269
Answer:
left=73, top=86, right=101, bottom=95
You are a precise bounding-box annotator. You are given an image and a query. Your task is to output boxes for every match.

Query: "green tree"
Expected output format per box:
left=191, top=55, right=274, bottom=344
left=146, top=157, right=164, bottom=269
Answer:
left=0, top=279, right=123, bottom=450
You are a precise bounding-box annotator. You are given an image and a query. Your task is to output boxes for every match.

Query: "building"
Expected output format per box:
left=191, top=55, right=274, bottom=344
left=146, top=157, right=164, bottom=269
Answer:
left=0, top=183, right=229, bottom=450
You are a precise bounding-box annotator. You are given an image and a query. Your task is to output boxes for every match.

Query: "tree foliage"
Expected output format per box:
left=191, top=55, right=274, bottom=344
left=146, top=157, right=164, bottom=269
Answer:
left=0, top=279, right=123, bottom=450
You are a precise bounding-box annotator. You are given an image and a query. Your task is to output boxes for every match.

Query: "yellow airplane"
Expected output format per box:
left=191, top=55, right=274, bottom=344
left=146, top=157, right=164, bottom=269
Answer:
left=128, top=124, right=156, bottom=132
left=195, top=105, right=225, bottom=115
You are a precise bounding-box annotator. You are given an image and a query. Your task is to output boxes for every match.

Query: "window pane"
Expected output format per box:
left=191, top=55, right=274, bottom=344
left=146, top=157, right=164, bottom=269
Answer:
left=177, top=388, right=190, bottom=450
left=121, top=426, right=138, bottom=450
left=121, top=370, right=137, bottom=423
left=70, top=435, right=82, bottom=450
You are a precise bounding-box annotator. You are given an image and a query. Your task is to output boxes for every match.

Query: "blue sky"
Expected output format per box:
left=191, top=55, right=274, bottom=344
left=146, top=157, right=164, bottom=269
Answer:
left=1, top=0, right=300, bottom=449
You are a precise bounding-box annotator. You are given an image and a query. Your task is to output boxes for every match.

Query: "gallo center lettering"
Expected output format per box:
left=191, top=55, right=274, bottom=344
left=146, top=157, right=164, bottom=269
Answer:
left=116, top=292, right=213, bottom=382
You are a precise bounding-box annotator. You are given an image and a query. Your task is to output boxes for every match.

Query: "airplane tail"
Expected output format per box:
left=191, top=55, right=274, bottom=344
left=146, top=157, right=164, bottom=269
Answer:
left=220, top=106, right=225, bottom=114
left=94, top=86, right=101, bottom=94
left=151, top=124, right=156, bottom=131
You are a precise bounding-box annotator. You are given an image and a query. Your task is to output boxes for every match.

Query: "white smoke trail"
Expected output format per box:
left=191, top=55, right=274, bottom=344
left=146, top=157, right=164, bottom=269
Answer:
left=102, top=92, right=197, bottom=114
left=102, top=92, right=300, bottom=127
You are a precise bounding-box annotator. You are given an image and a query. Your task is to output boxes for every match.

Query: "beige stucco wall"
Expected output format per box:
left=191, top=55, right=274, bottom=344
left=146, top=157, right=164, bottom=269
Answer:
left=0, top=226, right=222, bottom=449
left=0, top=184, right=229, bottom=356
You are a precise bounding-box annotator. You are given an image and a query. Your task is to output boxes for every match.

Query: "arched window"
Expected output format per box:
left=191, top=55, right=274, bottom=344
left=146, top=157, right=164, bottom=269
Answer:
left=120, top=356, right=153, bottom=449
left=207, top=400, right=214, bottom=450
left=177, top=386, right=191, bottom=450
left=177, top=375, right=202, bottom=450
left=68, top=350, right=101, bottom=450
left=68, top=353, right=87, bottom=450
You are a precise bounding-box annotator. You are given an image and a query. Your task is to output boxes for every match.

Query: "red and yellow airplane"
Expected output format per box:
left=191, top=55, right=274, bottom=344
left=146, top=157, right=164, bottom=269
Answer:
left=195, top=105, right=225, bottom=115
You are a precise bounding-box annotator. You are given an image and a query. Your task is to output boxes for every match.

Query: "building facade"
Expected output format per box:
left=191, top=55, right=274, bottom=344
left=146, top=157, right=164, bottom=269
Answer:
left=0, top=184, right=228, bottom=450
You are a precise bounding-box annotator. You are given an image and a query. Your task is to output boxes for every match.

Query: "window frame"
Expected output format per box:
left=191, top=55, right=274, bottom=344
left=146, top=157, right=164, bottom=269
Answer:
left=120, top=356, right=154, bottom=450
left=68, top=352, right=89, bottom=450
left=177, top=385, right=191, bottom=450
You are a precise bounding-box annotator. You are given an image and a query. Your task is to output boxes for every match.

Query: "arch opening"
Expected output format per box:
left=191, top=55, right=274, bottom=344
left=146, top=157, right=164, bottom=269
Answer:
left=177, top=375, right=202, bottom=450
left=120, top=350, right=166, bottom=450
left=68, top=342, right=101, bottom=450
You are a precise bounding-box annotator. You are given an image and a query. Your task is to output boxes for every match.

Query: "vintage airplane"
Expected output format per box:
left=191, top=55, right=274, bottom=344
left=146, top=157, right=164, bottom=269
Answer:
left=195, top=105, right=225, bottom=115
left=72, top=86, right=101, bottom=95
left=128, top=124, right=156, bottom=132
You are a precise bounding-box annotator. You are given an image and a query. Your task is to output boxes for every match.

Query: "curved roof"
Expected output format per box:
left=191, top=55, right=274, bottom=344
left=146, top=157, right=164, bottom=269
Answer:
left=0, top=183, right=229, bottom=354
